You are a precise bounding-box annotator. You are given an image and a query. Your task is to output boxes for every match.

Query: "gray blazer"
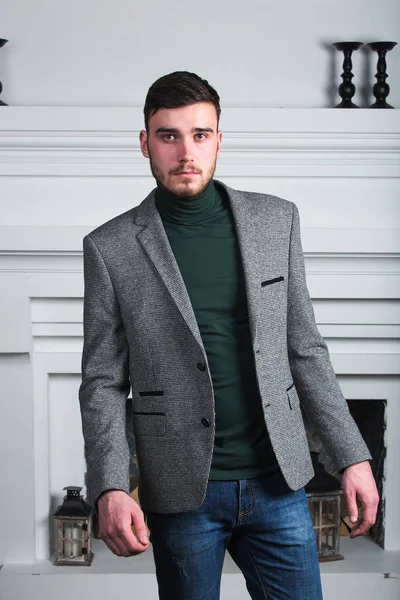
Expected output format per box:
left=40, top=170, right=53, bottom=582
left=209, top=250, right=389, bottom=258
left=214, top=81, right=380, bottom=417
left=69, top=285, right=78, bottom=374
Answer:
left=79, top=181, right=371, bottom=513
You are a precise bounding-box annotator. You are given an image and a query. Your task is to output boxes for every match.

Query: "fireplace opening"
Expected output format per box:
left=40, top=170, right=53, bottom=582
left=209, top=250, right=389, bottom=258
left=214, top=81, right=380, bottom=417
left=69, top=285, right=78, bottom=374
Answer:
left=304, top=399, right=386, bottom=548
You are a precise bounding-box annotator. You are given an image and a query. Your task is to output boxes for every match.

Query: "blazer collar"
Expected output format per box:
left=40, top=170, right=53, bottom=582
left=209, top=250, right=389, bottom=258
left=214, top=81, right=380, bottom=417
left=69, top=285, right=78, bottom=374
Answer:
left=135, top=180, right=264, bottom=351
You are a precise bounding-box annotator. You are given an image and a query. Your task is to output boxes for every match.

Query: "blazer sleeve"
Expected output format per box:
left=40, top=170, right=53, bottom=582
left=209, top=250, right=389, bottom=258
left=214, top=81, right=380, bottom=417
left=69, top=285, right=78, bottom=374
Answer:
left=286, top=202, right=372, bottom=472
left=79, top=234, right=131, bottom=510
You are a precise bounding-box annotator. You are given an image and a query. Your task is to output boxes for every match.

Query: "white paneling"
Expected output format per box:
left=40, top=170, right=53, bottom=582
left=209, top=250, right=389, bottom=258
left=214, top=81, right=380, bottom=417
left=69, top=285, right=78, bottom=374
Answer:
left=33, top=339, right=83, bottom=353
left=1, top=227, right=399, bottom=256
left=2, top=175, right=399, bottom=228
left=31, top=298, right=83, bottom=323
left=319, top=325, right=400, bottom=338
left=221, top=178, right=400, bottom=228
left=31, top=323, right=82, bottom=337
left=307, top=256, right=400, bottom=273
left=26, top=272, right=83, bottom=297
left=331, top=354, right=399, bottom=375
left=0, top=354, right=35, bottom=563
left=32, top=353, right=82, bottom=560
left=327, top=339, right=400, bottom=354
left=307, top=273, right=400, bottom=299
left=313, top=299, right=400, bottom=325
left=48, top=373, right=86, bottom=556
left=0, top=274, right=31, bottom=352
left=302, top=230, right=400, bottom=254
left=0, top=177, right=153, bottom=226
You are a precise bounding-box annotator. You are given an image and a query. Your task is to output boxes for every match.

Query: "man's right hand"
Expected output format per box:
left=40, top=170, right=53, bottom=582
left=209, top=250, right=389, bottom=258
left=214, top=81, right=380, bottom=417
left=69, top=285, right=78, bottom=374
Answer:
left=97, top=490, right=150, bottom=557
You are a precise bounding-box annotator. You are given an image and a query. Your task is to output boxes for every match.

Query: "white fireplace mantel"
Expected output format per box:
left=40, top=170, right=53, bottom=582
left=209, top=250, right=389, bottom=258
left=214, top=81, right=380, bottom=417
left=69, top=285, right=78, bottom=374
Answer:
left=0, top=107, right=399, bottom=599
left=1, top=107, right=399, bottom=178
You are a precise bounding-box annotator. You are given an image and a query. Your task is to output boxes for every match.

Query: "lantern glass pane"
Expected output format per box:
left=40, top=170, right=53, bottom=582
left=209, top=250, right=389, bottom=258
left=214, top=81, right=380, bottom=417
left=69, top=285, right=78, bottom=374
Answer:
left=322, top=526, right=334, bottom=553
left=62, top=521, right=83, bottom=559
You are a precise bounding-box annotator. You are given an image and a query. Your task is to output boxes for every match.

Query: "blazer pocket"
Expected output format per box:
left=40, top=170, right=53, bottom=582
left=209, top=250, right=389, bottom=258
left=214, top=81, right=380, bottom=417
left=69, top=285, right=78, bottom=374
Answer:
left=133, top=412, right=166, bottom=436
left=287, top=385, right=300, bottom=410
left=138, top=390, right=164, bottom=397
left=261, top=276, right=284, bottom=287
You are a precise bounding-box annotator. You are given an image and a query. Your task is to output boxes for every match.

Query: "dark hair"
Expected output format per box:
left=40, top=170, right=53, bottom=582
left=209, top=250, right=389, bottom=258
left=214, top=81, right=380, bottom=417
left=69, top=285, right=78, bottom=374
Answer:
left=143, top=71, right=221, bottom=131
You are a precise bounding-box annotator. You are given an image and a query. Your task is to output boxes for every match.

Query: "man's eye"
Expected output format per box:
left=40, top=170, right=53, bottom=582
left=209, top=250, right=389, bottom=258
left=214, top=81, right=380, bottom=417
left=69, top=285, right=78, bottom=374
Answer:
left=195, top=133, right=207, bottom=140
left=162, top=134, right=175, bottom=141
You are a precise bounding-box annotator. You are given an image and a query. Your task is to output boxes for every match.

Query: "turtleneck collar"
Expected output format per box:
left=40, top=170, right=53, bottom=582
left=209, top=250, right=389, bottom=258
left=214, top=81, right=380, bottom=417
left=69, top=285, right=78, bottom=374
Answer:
left=155, top=180, right=223, bottom=225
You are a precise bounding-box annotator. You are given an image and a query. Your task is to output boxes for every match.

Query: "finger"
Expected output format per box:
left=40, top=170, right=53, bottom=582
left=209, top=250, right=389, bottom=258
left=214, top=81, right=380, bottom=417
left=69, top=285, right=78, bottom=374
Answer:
left=131, top=528, right=150, bottom=548
left=116, top=524, right=150, bottom=556
left=131, top=514, right=150, bottom=546
left=350, top=517, right=373, bottom=538
left=100, top=524, right=149, bottom=557
left=102, top=531, right=147, bottom=557
left=344, top=487, right=358, bottom=524
left=362, top=501, right=378, bottom=530
left=350, top=500, right=377, bottom=539
left=100, top=531, right=129, bottom=556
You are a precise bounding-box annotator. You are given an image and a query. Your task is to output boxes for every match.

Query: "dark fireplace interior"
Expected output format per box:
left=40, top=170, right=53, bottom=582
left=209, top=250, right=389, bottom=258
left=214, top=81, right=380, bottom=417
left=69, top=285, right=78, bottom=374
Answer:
left=347, top=399, right=386, bottom=546
left=304, top=399, right=386, bottom=547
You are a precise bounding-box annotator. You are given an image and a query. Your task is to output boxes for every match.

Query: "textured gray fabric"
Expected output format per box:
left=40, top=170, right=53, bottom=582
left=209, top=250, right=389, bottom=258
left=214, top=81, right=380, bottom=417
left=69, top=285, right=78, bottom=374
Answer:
left=79, top=180, right=371, bottom=513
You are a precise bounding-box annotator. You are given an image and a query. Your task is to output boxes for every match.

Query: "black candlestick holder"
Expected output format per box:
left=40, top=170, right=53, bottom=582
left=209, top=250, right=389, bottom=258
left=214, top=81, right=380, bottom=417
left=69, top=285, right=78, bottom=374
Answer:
left=0, top=39, right=8, bottom=106
left=367, top=41, right=397, bottom=108
left=332, top=41, right=363, bottom=108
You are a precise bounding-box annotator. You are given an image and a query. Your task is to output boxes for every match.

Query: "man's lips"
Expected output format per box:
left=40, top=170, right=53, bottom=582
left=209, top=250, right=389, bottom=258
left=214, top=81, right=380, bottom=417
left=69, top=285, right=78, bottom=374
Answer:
left=173, top=171, right=199, bottom=175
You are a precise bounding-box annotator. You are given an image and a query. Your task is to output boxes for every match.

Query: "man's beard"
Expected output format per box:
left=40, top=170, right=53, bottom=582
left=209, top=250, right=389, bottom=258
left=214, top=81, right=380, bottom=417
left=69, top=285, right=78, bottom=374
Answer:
left=148, top=151, right=218, bottom=199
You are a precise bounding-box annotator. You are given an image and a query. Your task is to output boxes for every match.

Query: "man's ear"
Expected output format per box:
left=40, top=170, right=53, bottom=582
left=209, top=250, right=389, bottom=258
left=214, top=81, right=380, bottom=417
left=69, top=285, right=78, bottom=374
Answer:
left=140, top=130, right=149, bottom=158
left=216, top=129, right=223, bottom=158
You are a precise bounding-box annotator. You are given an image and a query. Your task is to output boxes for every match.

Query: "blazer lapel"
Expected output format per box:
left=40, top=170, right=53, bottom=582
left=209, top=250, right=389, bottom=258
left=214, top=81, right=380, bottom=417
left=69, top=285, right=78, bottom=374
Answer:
left=135, top=190, right=206, bottom=354
left=218, top=181, right=284, bottom=348
left=219, top=183, right=262, bottom=345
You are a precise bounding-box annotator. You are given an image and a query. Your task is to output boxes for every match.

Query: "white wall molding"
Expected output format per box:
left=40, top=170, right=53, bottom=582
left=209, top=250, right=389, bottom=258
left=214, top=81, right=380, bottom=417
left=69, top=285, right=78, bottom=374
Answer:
left=1, top=225, right=399, bottom=253
left=0, top=108, right=399, bottom=177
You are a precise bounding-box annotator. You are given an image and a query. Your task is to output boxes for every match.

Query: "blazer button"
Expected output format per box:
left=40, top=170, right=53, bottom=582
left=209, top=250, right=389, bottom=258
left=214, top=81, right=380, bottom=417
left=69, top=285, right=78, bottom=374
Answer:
left=197, top=362, right=206, bottom=371
left=201, top=418, right=210, bottom=427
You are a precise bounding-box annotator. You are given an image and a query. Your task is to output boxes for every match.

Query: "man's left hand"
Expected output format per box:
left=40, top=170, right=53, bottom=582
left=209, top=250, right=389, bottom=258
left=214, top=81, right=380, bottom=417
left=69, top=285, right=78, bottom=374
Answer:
left=341, top=460, right=380, bottom=538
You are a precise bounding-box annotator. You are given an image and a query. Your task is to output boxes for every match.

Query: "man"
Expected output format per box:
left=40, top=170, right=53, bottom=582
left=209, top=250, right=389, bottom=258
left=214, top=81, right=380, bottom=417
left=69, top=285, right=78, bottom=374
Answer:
left=79, top=71, right=379, bottom=600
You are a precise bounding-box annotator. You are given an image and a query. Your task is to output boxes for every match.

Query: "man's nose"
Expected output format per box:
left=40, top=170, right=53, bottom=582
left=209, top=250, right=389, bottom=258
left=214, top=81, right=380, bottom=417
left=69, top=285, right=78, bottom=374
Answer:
left=177, top=138, right=194, bottom=162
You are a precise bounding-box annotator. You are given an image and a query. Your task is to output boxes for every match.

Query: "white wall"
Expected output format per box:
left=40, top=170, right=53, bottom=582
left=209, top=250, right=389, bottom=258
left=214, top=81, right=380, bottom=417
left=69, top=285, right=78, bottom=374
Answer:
left=0, top=0, right=399, bottom=108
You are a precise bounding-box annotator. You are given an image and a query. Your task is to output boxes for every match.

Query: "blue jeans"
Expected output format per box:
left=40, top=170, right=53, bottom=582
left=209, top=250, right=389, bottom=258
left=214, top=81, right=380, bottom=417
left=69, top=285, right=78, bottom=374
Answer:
left=145, top=475, right=323, bottom=600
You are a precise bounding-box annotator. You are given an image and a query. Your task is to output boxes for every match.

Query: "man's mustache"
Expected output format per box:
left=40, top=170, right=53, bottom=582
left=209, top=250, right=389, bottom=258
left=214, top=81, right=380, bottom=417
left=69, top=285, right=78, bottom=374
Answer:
left=170, top=166, right=202, bottom=175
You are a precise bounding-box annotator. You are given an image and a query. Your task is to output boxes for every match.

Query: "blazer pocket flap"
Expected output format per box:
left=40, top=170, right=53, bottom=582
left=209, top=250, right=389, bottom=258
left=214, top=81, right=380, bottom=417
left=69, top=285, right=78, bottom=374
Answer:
left=133, top=413, right=166, bottom=436
left=261, top=276, right=284, bottom=287
left=287, top=386, right=300, bottom=410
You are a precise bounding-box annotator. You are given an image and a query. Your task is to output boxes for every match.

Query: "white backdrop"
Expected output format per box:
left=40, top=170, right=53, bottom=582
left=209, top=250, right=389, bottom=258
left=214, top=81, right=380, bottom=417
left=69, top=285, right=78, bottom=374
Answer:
left=0, top=0, right=399, bottom=108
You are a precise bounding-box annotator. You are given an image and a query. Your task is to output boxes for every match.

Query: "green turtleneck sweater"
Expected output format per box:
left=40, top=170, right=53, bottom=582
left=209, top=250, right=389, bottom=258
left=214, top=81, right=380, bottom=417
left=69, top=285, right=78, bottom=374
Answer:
left=155, top=180, right=279, bottom=480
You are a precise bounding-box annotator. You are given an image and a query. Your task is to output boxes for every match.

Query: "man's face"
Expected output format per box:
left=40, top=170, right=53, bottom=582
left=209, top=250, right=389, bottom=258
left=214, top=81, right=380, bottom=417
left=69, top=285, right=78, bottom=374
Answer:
left=140, top=102, right=223, bottom=198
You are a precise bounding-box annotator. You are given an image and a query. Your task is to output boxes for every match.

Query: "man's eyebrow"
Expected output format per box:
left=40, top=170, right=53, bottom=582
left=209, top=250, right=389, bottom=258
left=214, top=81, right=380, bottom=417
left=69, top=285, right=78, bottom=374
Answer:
left=155, top=128, right=179, bottom=134
left=155, top=127, right=215, bottom=134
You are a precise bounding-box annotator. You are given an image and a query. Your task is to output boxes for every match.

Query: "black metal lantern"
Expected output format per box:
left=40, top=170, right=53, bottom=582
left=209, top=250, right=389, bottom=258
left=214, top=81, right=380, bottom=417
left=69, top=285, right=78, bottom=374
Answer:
left=53, top=486, right=94, bottom=566
left=306, top=453, right=344, bottom=562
